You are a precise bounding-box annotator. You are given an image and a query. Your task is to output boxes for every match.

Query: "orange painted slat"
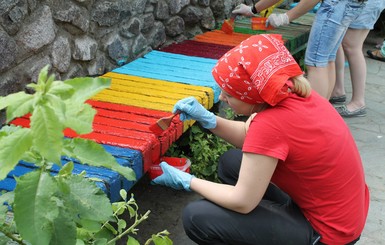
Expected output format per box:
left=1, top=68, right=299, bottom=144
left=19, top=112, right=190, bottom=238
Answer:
left=193, top=30, right=252, bottom=46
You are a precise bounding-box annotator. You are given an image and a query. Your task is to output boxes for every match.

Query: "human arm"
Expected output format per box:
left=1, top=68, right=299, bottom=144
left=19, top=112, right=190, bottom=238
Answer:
left=152, top=153, right=277, bottom=213
left=285, top=0, right=320, bottom=21
left=173, top=97, right=248, bottom=148
left=232, top=0, right=280, bottom=16
left=267, top=0, right=320, bottom=27
left=209, top=113, right=257, bottom=149
left=190, top=153, right=278, bottom=213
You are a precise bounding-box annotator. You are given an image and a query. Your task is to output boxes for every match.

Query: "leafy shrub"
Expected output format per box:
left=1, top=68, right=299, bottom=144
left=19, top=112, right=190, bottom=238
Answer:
left=166, top=107, right=235, bottom=182
left=0, top=66, right=171, bottom=245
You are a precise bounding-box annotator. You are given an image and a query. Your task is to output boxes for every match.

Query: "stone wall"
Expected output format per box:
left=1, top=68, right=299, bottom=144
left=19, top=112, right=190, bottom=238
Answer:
left=0, top=0, right=249, bottom=97
left=1, top=0, right=253, bottom=124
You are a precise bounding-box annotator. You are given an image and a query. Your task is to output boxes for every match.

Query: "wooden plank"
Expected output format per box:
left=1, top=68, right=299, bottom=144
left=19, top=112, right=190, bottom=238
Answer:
left=91, top=77, right=204, bottom=132
left=112, top=51, right=221, bottom=103
left=88, top=100, right=185, bottom=137
left=101, top=144, right=143, bottom=191
left=0, top=144, right=142, bottom=201
left=159, top=40, right=233, bottom=59
left=193, top=30, right=252, bottom=46
left=2, top=162, right=117, bottom=200
left=10, top=116, right=158, bottom=173
left=98, top=72, right=214, bottom=109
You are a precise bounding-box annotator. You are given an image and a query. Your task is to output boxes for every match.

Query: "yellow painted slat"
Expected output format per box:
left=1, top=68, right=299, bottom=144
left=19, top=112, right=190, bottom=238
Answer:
left=102, top=73, right=215, bottom=109
left=93, top=73, right=212, bottom=133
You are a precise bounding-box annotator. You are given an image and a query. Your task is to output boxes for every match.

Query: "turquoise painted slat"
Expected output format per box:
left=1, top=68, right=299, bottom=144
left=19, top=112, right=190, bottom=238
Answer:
left=113, top=51, right=221, bottom=102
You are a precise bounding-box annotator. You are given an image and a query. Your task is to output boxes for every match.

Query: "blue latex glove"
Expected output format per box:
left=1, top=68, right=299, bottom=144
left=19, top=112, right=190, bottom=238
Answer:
left=151, top=162, right=194, bottom=191
left=173, top=97, right=216, bottom=129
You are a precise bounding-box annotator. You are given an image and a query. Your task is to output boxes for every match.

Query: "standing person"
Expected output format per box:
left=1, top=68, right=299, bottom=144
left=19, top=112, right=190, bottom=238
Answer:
left=366, top=39, right=385, bottom=61
left=232, top=0, right=367, bottom=99
left=331, top=0, right=385, bottom=117
left=152, top=34, right=369, bottom=245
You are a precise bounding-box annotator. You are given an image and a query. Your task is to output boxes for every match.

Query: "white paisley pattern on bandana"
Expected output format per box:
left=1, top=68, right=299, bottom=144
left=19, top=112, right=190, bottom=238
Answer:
left=212, top=34, right=303, bottom=105
left=249, top=35, right=297, bottom=93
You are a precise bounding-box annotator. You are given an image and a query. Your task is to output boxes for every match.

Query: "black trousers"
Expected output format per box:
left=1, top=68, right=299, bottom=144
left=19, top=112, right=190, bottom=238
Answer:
left=182, top=149, right=359, bottom=245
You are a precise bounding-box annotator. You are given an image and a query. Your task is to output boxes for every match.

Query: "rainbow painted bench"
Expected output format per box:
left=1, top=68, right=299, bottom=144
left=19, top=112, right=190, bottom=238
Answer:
left=1, top=10, right=314, bottom=202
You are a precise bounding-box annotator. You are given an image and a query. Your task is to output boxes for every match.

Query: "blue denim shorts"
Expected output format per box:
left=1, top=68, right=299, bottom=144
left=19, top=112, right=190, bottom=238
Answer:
left=305, top=0, right=366, bottom=67
left=350, top=0, right=385, bottom=29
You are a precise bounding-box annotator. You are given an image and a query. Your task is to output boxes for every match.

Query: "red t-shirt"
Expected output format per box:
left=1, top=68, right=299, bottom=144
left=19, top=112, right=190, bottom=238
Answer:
left=243, top=91, right=369, bottom=244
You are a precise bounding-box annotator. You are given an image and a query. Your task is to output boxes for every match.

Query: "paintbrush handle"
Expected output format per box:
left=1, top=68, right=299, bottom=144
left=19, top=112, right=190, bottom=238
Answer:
left=169, top=110, right=181, bottom=119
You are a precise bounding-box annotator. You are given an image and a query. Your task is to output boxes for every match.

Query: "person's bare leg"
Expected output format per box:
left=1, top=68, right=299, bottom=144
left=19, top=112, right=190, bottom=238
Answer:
left=306, top=66, right=330, bottom=98
left=342, top=28, right=370, bottom=111
left=331, top=46, right=346, bottom=98
left=326, top=61, right=336, bottom=99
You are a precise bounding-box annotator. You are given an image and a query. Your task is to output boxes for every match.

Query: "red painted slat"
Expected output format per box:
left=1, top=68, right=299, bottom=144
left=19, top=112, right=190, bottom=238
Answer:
left=159, top=40, right=233, bottom=59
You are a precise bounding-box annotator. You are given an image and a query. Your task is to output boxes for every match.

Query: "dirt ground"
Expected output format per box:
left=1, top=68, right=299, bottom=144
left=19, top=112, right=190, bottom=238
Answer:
left=119, top=175, right=200, bottom=245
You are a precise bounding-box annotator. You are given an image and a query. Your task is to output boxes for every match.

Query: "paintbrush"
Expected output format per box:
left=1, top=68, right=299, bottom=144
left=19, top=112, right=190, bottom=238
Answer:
left=149, top=111, right=181, bottom=135
left=221, top=14, right=236, bottom=34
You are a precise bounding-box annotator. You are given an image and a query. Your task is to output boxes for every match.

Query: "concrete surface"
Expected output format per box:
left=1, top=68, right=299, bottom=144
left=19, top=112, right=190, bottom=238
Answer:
left=127, top=38, right=385, bottom=245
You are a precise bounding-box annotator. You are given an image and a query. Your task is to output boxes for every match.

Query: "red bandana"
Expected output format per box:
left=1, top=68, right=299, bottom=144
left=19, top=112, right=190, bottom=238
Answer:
left=212, top=34, right=303, bottom=106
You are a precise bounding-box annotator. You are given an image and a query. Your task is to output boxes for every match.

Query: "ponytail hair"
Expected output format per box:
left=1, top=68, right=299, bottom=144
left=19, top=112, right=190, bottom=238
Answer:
left=291, top=75, right=311, bottom=98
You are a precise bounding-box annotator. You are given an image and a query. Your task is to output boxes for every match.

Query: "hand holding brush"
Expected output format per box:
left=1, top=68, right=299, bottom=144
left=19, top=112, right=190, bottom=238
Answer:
left=173, top=97, right=216, bottom=129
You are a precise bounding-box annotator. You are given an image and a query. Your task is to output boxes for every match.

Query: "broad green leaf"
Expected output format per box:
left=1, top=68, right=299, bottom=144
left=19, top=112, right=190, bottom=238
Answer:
left=103, top=222, right=117, bottom=235
left=0, top=92, right=26, bottom=110
left=64, top=103, right=96, bottom=134
left=20, top=149, right=43, bottom=166
left=0, top=128, right=32, bottom=180
left=93, top=238, right=108, bottom=245
left=30, top=104, right=63, bottom=164
left=111, top=202, right=126, bottom=215
left=76, top=227, right=93, bottom=242
left=0, top=92, right=34, bottom=122
left=58, top=160, right=74, bottom=177
left=45, top=93, right=67, bottom=125
left=94, top=226, right=115, bottom=241
left=0, top=191, right=14, bottom=207
left=77, top=218, right=103, bottom=232
left=0, top=124, right=22, bottom=138
left=37, top=65, right=50, bottom=87
left=47, top=80, right=74, bottom=100
left=126, top=236, right=140, bottom=245
left=76, top=239, right=86, bottom=245
left=119, top=189, right=127, bottom=201
left=0, top=205, right=8, bottom=226
left=64, top=77, right=111, bottom=103
left=0, top=233, right=12, bottom=244
left=127, top=206, right=136, bottom=219
left=152, top=235, right=173, bottom=245
left=67, top=138, right=135, bottom=181
left=49, top=207, right=77, bottom=245
left=59, top=175, right=113, bottom=222
left=43, top=74, right=56, bottom=94
left=117, top=219, right=126, bottom=233
left=14, top=171, right=59, bottom=245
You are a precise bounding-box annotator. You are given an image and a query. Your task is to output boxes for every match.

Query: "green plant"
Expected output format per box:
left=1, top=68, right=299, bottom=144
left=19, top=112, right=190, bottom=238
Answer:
left=0, top=66, right=171, bottom=245
left=166, top=107, right=235, bottom=182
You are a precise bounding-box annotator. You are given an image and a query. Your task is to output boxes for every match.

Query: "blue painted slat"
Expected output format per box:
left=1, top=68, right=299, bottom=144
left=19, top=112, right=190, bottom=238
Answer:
left=0, top=164, right=110, bottom=199
left=113, top=51, right=221, bottom=102
left=20, top=161, right=118, bottom=200
left=0, top=144, right=144, bottom=202
left=101, top=144, right=143, bottom=191
left=0, top=178, right=17, bottom=192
